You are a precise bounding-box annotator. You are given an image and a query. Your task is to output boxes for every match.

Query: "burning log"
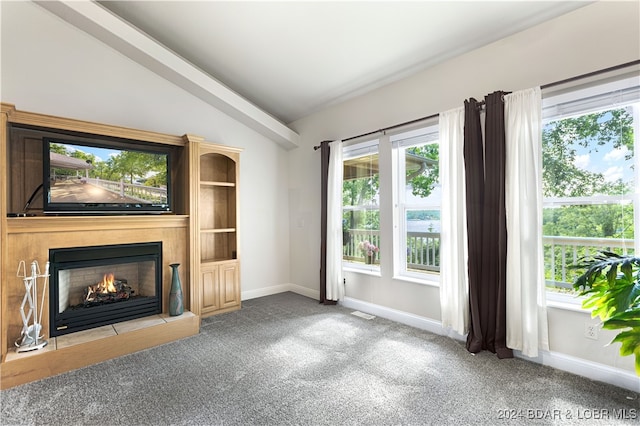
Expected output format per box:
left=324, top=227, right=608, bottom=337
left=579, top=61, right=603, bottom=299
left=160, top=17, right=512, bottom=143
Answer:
left=83, top=273, right=134, bottom=306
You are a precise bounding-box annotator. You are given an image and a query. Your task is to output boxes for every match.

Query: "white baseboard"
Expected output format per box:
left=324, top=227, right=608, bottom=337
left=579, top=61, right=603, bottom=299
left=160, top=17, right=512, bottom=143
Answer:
left=340, top=297, right=445, bottom=336
left=287, top=284, right=320, bottom=300
left=340, top=296, right=639, bottom=393
left=535, top=350, right=639, bottom=393
left=242, top=283, right=319, bottom=301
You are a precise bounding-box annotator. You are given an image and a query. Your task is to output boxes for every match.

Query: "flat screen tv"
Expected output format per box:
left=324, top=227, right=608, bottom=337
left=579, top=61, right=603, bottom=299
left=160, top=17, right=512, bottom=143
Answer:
left=43, top=137, right=172, bottom=214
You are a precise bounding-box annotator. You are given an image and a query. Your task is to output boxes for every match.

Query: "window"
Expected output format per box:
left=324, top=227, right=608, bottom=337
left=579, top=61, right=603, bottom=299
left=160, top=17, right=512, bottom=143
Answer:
left=542, top=76, right=640, bottom=299
left=391, top=125, right=440, bottom=280
left=342, top=140, right=380, bottom=271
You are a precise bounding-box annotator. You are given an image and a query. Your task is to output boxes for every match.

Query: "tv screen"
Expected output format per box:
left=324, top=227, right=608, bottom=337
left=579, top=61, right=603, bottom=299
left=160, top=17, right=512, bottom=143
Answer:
left=43, top=137, right=172, bottom=214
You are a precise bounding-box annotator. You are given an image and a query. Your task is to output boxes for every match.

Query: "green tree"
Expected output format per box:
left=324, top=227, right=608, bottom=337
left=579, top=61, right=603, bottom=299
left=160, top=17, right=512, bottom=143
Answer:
left=543, top=108, right=633, bottom=198
left=406, top=144, right=439, bottom=198
left=342, top=175, right=379, bottom=230
left=69, top=149, right=95, bottom=164
left=49, top=143, right=68, bottom=155
left=106, top=151, right=166, bottom=185
left=544, top=204, right=634, bottom=239
left=542, top=108, right=634, bottom=239
left=342, top=152, right=380, bottom=231
left=91, top=161, right=117, bottom=180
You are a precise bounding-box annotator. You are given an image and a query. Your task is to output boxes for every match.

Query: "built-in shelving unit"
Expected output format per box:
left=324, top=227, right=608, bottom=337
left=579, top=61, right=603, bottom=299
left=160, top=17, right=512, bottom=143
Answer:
left=187, top=135, right=242, bottom=318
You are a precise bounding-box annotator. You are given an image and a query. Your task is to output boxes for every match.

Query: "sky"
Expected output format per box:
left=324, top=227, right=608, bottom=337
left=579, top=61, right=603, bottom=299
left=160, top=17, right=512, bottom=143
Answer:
left=562, top=106, right=636, bottom=188
left=62, top=143, right=119, bottom=163
left=575, top=144, right=632, bottom=185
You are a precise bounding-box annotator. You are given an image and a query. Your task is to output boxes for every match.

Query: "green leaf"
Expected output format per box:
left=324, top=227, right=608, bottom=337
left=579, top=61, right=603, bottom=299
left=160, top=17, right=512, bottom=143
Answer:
left=611, top=329, right=640, bottom=376
left=621, top=259, right=633, bottom=281
left=603, top=310, right=640, bottom=329
left=573, top=252, right=640, bottom=376
left=606, top=263, right=618, bottom=286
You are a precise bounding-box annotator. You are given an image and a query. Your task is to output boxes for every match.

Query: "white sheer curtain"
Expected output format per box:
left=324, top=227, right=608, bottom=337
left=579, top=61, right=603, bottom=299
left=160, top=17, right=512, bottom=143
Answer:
left=326, top=140, right=344, bottom=301
left=504, top=87, right=549, bottom=357
left=439, top=107, right=469, bottom=335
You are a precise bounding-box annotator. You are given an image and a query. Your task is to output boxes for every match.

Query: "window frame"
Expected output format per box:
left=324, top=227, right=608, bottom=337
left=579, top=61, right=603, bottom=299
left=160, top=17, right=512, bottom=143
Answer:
left=391, top=124, right=441, bottom=285
left=342, top=139, right=382, bottom=274
left=541, top=75, right=640, bottom=304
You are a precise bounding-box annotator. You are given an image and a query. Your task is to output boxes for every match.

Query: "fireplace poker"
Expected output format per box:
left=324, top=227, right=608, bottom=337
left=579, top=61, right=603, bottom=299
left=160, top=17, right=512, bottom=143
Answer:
left=38, top=262, right=50, bottom=331
left=30, top=261, right=39, bottom=345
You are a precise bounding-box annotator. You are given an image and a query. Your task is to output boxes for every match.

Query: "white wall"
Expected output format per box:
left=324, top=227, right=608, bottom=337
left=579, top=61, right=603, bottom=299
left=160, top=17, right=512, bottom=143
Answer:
left=288, top=0, right=640, bottom=379
left=0, top=1, right=291, bottom=298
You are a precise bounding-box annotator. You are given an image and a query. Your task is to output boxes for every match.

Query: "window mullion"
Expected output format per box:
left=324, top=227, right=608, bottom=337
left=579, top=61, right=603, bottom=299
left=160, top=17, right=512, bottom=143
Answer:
left=633, top=104, right=640, bottom=253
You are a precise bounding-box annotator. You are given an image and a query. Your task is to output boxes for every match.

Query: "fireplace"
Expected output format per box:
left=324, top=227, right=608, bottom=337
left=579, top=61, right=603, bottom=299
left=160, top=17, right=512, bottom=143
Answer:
left=49, top=242, right=162, bottom=337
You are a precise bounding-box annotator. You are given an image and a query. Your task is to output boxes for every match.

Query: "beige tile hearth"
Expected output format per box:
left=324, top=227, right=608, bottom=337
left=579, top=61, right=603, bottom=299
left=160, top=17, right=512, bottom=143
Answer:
left=56, top=325, right=116, bottom=349
left=1, top=311, right=200, bottom=389
left=4, top=312, right=195, bottom=364
left=113, top=315, right=166, bottom=334
left=161, top=311, right=196, bottom=323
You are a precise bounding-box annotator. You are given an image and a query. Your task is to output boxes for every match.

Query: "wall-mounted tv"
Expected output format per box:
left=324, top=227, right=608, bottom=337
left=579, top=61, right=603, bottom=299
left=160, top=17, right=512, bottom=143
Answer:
left=43, top=137, right=172, bottom=214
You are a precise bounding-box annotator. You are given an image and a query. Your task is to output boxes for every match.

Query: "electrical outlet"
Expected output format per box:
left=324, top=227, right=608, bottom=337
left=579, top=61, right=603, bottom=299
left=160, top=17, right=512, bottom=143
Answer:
left=584, top=323, right=599, bottom=340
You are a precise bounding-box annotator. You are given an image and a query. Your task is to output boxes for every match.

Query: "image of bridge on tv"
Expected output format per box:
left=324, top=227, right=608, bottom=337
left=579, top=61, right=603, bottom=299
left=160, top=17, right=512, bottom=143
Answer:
left=49, top=152, right=167, bottom=204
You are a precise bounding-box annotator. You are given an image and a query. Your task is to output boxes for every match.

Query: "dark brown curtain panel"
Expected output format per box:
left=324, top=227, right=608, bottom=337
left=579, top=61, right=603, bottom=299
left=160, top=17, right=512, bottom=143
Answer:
left=319, top=141, right=338, bottom=305
left=319, top=141, right=329, bottom=304
left=463, top=92, right=513, bottom=359
left=463, top=97, right=485, bottom=351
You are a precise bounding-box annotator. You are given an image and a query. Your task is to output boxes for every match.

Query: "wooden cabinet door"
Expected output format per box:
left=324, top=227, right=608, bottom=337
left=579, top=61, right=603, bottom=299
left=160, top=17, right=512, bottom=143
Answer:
left=200, top=263, right=220, bottom=314
left=219, top=261, right=240, bottom=309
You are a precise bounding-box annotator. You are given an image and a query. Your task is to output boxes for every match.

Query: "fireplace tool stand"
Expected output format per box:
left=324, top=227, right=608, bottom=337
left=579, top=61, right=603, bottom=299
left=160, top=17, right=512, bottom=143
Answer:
left=15, top=260, right=49, bottom=352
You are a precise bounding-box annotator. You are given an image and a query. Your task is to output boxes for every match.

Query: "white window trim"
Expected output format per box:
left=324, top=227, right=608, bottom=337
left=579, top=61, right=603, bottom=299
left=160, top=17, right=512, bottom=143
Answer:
left=343, top=262, right=382, bottom=277
left=546, top=291, right=588, bottom=313
left=543, top=75, right=640, bottom=120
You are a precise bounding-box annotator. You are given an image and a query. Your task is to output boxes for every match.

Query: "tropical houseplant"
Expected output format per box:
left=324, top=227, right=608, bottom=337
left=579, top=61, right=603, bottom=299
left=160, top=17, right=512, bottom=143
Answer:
left=573, top=251, right=640, bottom=375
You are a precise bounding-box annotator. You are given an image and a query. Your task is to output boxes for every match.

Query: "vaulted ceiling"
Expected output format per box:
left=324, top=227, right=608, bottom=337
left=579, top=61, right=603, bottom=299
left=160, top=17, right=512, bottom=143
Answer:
left=35, top=1, right=590, bottom=149
left=97, top=1, right=590, bottom=125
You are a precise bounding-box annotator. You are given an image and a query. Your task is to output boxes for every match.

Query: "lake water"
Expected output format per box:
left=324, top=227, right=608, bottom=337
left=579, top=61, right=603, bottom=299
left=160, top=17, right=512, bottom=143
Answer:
left=407, top=220, right=441, bottom=233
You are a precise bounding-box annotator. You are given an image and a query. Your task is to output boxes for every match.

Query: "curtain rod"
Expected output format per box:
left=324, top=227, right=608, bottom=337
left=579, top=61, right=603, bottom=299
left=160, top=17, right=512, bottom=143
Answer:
left=540, top=59, right=639, bottom=90
left=313, top=112, right=438, bottom=150
left=314, top=59, right=640, bottom=150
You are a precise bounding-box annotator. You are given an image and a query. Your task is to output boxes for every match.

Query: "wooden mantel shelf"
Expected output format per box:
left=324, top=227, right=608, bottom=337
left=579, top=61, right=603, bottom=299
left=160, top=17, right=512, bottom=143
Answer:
left=6, top=214, right=189, bottom=234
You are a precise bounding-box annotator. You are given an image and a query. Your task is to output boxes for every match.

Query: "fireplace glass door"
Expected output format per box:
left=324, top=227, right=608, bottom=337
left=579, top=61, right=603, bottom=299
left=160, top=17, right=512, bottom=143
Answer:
left=50, top=242, right=162, bottom=337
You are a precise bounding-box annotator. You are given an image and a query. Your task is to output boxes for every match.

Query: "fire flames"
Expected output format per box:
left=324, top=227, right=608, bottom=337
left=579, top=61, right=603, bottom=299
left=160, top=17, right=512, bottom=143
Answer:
left=98, top=273, right=117, bottom=293
left=85, top=273, right=117, bottom=301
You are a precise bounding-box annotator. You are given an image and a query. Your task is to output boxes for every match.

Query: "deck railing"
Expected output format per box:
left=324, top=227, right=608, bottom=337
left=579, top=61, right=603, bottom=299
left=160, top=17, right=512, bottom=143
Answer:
left=406, top=231, right=440, bottom=272
left=87, top=178, right=167, bottom=203
left=343, top=229, right=635, bottom=290
left=542, top=235, right=634, bottom=290
left=343, top=229, right=381, bottom=264
left=343, top=229, right=439, bottom=271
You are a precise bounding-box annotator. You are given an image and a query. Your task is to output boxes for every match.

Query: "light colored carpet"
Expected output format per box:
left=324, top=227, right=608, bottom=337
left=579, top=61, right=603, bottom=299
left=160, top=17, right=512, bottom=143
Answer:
left=1, top=292, right=638, bottom=425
